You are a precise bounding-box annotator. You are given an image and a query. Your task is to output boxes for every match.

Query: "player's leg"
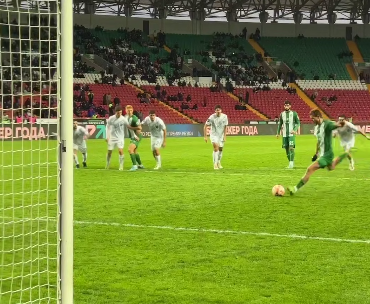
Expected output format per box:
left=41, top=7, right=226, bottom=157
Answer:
left=287, top=160, right=323, bottom=195
left=106, top=141, right=115, bottom=169
left=282, top=137, right=291, bottom=168
left=80, top=143, right=87, bottom=167
left=128, top=142, right=138, bottom=171
left=73, top=146, right=80, bottom=168
left=287, top=136, right=295, bottom=169
left=117, top=141, right=125, bottom=171
left=345, top=141, right=355, bottom=170
left=328, top=152, right=350, bottom=171
left=218, top=139, right=224, bottom=169
left=133, top=135, right=144, bottom=169
left=152, top=137, right=162, bottom=169
left=211, top=141, right=220, bottom=170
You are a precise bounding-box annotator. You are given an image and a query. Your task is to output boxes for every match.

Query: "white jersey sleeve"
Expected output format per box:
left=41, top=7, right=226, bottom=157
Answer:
left=158, top=117, right=166, bottom=130
left=345, top=121, right=358, bottom=132
left=141, top=116, right=150, bottom=125
left=206, top=115, right=214, bottom=126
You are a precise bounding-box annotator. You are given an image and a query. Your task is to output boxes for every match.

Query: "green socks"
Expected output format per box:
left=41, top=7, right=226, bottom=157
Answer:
left=296, top=179, right=305, bottom=190
left=286, top=148, right=295, bottom=161
left=135, top=154, right=142, bottom=165
left=130, top=154, right=137, bottom=166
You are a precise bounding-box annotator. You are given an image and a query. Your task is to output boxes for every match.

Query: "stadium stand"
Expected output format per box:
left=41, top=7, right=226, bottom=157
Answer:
left=297, top=80, right=370, bottom=122
left=142, top=84, right=263, bottom=123
left=355, top=38, right=370, bottom=62
left=258, top=37, right=353, bottom=80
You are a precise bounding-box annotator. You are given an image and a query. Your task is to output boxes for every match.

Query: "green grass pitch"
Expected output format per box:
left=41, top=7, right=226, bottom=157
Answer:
left=2, top=135, right=370, bottom=303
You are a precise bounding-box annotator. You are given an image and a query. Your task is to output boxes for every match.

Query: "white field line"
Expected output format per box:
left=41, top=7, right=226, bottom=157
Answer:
left=88, top=168, right=370, bottom=181
left=73, top=220, right=370, bottom=244
left=2, top=216, right=370, bottom=245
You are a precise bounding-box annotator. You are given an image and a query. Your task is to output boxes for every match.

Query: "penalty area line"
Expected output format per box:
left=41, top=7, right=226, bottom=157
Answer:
left=2, top=216, right=370, bottom=245
left=73, top=220, right=370, bottom=245
left=90, top=168, right=370, bottom=181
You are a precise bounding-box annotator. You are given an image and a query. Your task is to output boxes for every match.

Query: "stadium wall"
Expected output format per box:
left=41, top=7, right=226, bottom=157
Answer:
left=2, top=121, right=370, bottom=140
left=73, top=14, right=370, bottom=38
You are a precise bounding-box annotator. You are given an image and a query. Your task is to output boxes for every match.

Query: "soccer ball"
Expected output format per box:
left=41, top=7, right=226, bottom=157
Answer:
left=272, top=185, right=285, bottom=196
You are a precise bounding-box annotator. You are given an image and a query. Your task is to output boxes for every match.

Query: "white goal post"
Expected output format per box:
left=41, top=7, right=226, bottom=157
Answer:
left=0, top=0, right=74, bottom=303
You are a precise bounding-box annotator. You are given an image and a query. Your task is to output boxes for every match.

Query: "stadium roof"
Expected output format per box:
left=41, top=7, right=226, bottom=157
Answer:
left=72, top=0, right=369, bottom=23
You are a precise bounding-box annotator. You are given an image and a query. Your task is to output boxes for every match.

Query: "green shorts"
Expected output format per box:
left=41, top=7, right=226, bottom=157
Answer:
left=282, top=136, right=295, bottom=149
left=317, top=153, right=334, bottom=168
left=129, top=133, right=142, bottom=148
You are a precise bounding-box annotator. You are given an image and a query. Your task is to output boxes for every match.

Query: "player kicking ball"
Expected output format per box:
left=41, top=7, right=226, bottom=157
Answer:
left=276, top=100, right=300, bottom=169
left=287, top=109, right=347, bottom=195
left=73, top=121, right=89, bottom=169
left=140, top=110, right=167, bottom=170
left=204, top=105, right=228, bottom=170
left=106, top=105, right=129, bottom=171
left=125, top=105, right=144, bottom=171
left=333, top=115, right=370, bottom=171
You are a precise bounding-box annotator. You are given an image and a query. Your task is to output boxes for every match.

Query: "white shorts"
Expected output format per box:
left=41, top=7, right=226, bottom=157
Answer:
left=340, top=139, right=355, bottom=151
left=73, top=142, right=87, bottom=154
left=151, top=136, right=163, bottom=150
left=210, top=135, right=224, bottom=148
left=107, top=139, right=124, bottom=150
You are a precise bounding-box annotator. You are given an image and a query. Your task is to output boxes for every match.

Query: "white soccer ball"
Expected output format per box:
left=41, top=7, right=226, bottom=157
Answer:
left=272, top=185, right=285, bottom=196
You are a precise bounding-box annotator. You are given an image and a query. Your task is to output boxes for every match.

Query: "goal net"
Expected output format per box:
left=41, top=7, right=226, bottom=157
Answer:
left=0, top=0, right=72, bottom=303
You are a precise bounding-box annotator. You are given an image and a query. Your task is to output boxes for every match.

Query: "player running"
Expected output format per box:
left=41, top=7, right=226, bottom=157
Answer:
left=276, top=100, right=301, bottom=169
left=204, top=105, right=228, bottom=170
left=287, top=109, right=347, bottom=195
left=73, top=121, right=89, bottom=169
left=333, top=115, right=370, bottom=170
left=106, top=105, right=129, bottom=170
left=125, top=105, right=144, bottom=171
left=141, top=110, right=167, bottom=170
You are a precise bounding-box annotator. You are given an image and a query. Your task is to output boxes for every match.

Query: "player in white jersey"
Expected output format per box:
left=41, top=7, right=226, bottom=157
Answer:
left=140, top=110, right=167, bottom=169
left=333, top=115, right=370, bottom=170
left=73, top=121, right=89, bottom=169
left=106, top=105, right=129, bottom=170
left=203, top=105, right=228, bottom=170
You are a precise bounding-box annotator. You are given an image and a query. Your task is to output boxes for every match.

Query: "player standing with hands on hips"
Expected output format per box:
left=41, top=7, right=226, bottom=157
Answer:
left=276, top=100, right=300, bottom=169
left=204, top=105, right=228, bottom=170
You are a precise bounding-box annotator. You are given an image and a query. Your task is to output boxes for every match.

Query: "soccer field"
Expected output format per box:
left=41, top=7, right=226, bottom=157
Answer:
left=3, top=135, right=370, bottom=303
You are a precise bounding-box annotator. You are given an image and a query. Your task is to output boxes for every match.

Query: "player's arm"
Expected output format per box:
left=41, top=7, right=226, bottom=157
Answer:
left=223, top=116, right=228, bottom=141
left=204, top=117, right=212, bottom=142
left=346, top=121, right=370, bottom=139
left=162, top=126, right=167, bottom=147
left=276, top=113, right=283, bottom=138
left=106, top=119, right=111, bottom=142
left=83, top=127, right=90, bottom=139
left=292, top=112, right=300, bottom=134
left=312, top=141, right=320, bottom=161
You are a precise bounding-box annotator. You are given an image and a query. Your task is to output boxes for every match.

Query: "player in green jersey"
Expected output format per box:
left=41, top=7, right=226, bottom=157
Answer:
left=287, top=109, right=347, bottom=195
left=125, top=105, right=144, bottom=171
left=276, top=100, right=300, bottom=169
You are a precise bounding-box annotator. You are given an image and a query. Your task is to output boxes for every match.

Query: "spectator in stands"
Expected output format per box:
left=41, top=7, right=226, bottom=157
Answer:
left=114, top=95, right=120, bottom=106
left=186, top=95, right=191, bottom=102
left=108, top=102, right=114, bottom=116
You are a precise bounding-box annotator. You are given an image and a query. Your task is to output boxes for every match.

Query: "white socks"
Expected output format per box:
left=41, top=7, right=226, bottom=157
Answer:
left=106, top=154, right=111, bottom=167
left=218, top=151, right=223, bottom=162
left=213, top=151, right=219, bottom=164
left=73, top=154, right=79, bottom=165
left=155, top=155, right=161, bottom=167
left=82, top=153, right=87, bottom=162
left=119, top=155, right=124, bottom=169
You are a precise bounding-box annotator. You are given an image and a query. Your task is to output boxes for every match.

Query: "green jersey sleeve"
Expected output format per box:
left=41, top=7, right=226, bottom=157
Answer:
left=325, top=120, right=337, bottom=132
left=293, top=111, right=301, bottom=131
left=277, top=112, right=283, bottom=135
left=130, top=115, right=140, bottom=127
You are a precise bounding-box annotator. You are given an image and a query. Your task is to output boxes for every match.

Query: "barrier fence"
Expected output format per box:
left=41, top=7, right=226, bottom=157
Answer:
left=1, top=119, right=370, bottom=140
